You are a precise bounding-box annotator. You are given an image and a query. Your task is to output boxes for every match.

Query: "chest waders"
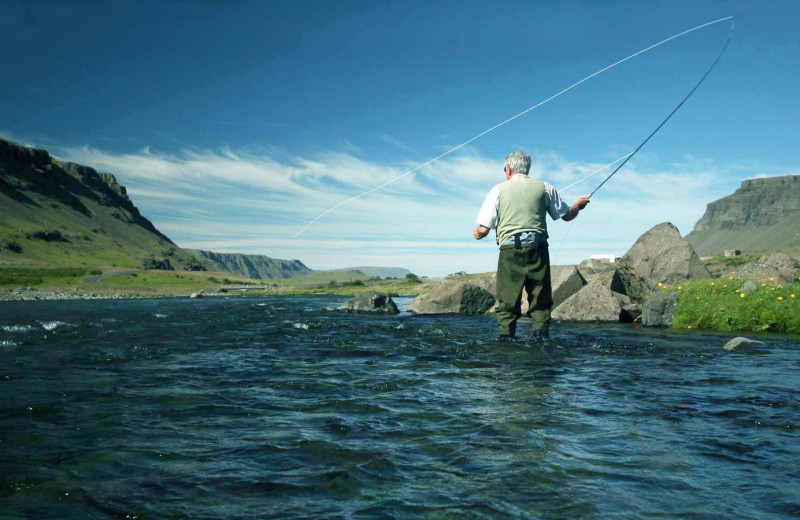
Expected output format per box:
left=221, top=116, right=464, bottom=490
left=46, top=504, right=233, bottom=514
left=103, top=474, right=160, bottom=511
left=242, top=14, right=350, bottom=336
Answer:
left=494, top=176, right=553, bottom=339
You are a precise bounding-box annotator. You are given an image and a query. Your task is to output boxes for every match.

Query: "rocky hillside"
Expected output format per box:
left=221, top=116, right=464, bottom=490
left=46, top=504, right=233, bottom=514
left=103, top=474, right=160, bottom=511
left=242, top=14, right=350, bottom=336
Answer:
left=0, top=138, right=310, bottom=278
left=191, top=250, right=311, bottom=279
left=686, top=175, right=800, bottom=256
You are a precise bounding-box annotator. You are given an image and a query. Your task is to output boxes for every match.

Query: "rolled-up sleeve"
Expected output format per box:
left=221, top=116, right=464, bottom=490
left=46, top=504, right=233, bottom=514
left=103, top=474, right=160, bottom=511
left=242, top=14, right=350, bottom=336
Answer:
left=544, top=182, right=570, bottom=220
left=476, top=186, right=500, bottom=229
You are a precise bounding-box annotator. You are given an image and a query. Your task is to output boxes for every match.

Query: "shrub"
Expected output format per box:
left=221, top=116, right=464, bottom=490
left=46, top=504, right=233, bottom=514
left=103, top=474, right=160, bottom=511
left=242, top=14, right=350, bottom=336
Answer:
left=25, top=230, right=68, bottom=242
left=5, top=241, right=23, bottom=253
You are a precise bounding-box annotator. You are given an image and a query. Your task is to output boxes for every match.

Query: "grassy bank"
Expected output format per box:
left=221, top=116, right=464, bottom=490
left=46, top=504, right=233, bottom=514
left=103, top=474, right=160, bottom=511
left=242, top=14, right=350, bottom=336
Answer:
left=664, top=278, right=800, bottom=333
left=0, top=266, right=437, bottom=298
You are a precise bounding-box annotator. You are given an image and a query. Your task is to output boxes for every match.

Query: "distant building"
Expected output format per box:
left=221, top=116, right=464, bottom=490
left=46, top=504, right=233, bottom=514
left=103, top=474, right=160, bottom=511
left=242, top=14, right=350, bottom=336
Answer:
left=590, top=254, right=621, bottom=264
left=724, top=250, right=741, bottom=257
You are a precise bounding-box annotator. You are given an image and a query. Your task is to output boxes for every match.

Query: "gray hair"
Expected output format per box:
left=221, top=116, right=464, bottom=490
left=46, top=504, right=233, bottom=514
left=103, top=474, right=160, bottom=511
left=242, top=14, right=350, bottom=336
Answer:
left=504, top=151, right=531, bottom=175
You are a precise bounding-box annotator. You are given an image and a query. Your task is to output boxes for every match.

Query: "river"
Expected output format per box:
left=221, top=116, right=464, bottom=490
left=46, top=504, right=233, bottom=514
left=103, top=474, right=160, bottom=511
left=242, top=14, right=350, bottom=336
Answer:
left=1, top=296, right=798, bottom=519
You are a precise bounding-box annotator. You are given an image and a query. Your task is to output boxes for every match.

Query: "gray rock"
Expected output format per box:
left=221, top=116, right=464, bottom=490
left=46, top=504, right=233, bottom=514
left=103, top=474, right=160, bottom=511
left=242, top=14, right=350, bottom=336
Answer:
left=724, top=263, right=782, bottom=285
left=408, top=281, right=495, bottom=315
left=642, top=291, right=680, bottom=327
left=739, top=280, right=758, bottom=294
left=623, top=222, right=711, bottom=288
left=576, top=258, right=616, bottom=279
left=551, top=265, right=588, bottom=308
left=758, top=252, right=800, bottom=283
left=517, top=264, right=587, bottom=315
left=469, top=273, right=497, bottom=298
left=584, top=261, right=650, bottom=304
left=551, top=280, right=628, bottom=322
left=723, top=337, right=765, bottom=352
left=338, top=291, right=399, bottom=314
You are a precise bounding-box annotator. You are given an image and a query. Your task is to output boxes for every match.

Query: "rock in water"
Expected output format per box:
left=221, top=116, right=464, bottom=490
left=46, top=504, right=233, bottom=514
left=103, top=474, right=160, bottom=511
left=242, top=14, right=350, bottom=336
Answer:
left=623, top=222, right=711, bottom=288
left=408, top=281, right=495, bottom=315
left=723, top=337, right=765, bottom=352
left=582, top=261, right=650, bottom=304
left=551, top=280, right=629, bottom=322
left=338, top=291, right=399, bottom=314
left=642, top=292, right=680, bottom=327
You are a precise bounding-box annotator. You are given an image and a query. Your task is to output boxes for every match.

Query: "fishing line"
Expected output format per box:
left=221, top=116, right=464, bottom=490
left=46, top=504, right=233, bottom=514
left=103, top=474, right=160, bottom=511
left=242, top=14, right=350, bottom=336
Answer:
left=588, top=18, right=735, bottom=199
left=292, top=16, right=734, bottom=237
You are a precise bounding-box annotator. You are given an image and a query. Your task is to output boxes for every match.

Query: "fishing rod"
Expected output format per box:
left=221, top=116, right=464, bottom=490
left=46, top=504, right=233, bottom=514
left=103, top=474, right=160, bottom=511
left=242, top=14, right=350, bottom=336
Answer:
left=293, top=16, right=735, bottom=237
left=588, top=18, right=735, bottom=199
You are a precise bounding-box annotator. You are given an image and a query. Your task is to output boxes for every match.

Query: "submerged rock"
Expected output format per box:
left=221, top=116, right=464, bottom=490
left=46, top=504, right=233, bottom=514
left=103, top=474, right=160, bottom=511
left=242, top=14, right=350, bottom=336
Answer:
left=408, top=281, right=495, bottom=315
left=723, top=337, right=765, bottom=352
left=623, top=222, right=711, bottom=288
left=338, top=291, right=399, bottom=314
left=642, top=291, right=680, bottom=327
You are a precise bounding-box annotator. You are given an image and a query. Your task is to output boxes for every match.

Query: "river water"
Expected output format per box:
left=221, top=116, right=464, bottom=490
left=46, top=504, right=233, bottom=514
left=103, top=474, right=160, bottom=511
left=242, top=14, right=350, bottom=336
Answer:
left=1, top=296, right=798, bottom=519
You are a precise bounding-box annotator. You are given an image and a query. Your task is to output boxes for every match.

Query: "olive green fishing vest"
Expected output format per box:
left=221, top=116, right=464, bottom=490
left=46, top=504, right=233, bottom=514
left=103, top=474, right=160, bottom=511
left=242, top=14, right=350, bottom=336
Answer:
left=495, top=174, right=549, bottom=245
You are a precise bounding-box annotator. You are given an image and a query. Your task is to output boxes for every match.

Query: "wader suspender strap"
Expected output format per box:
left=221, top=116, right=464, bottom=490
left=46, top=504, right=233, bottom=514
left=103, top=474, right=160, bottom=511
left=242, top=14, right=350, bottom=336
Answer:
left=514, top=234, right=522, bottom=249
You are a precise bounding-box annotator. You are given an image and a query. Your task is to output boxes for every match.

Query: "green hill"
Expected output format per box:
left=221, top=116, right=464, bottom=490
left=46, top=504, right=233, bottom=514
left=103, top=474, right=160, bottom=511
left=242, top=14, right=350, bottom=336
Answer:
left=0, top=138, right=310, bottom=278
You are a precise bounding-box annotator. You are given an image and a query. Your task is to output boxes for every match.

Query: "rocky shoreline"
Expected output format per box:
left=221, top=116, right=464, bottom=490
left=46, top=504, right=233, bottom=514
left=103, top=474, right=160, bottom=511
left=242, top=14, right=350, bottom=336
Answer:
left=0, top=288, right=179, bottom=301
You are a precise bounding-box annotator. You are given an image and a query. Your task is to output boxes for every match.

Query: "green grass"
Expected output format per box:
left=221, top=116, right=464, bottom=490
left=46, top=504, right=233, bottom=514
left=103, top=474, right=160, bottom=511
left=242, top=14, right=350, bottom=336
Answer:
left=666, top=278, right=800, bottom=333
left=0, top=267, right=88, bottom=287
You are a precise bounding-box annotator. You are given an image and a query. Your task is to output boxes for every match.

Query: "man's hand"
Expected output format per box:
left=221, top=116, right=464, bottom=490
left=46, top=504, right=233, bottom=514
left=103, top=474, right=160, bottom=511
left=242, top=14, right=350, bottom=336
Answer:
left=562, top=195, right=590, bottom=222
left=473, top=225, right=490, bottom=240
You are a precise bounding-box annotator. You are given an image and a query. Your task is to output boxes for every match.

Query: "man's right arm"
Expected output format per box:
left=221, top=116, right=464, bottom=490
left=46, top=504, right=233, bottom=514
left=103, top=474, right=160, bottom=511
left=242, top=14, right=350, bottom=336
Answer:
left=562, top=196, right=590, bottom=222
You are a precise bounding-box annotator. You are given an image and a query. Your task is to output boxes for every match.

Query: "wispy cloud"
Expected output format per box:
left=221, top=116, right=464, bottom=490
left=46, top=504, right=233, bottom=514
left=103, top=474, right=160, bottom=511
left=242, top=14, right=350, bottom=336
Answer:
left=44, top=141, right=777, bottom=275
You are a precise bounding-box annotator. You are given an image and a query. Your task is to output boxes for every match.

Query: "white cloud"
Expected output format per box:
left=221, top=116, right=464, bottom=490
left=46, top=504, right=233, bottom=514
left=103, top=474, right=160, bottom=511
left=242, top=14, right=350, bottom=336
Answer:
left=47, top=141, right=760, bottom=275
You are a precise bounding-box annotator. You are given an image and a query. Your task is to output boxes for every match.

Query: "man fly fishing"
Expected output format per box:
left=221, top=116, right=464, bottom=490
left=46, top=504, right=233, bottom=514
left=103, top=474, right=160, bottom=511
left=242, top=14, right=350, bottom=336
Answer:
left=473, top=151, right=589, bottom=341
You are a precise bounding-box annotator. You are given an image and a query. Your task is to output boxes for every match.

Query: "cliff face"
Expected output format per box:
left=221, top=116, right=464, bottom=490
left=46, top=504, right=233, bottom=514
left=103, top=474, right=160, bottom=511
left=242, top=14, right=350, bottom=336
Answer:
left=192, top=250, right=312, bottom=280
left=686, top=175, right=800, bottom=256
left=0, top=138, right=314, bottom=278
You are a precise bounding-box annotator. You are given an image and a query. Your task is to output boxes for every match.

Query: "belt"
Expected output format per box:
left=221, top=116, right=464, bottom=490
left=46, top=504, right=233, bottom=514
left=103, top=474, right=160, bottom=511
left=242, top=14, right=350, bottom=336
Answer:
left=501, top=232, right=545, bottom=249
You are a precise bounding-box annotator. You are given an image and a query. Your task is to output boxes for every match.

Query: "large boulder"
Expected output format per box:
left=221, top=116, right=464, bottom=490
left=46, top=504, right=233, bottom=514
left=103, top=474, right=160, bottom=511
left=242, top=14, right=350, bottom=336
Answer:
left=408, top=281, right=495, bottom=315
left=552, top=280, right=632, bottom=322
left=469, top=273, right=497, bottom=298
left=583, top=261, right=650, bottom=304
left=338, top=291, right=399, bottom=314
left=623, top=222, right=711, bottom=288
left=757, top=252, right=800, bottom=283
left=642, top=291, right=680, bottom=327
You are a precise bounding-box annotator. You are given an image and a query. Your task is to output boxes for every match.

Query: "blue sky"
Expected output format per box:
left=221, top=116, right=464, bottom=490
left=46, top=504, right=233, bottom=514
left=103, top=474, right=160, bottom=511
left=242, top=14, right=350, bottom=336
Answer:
left=2, top=0, right=799, bottom=275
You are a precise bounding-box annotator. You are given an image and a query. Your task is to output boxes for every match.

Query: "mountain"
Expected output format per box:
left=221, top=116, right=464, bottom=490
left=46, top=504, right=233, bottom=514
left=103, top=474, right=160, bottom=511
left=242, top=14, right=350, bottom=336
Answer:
left=685, top=175, right=800, bottom=256
left=192, top=250, right=311, bottom=279
left=0, top=138, right=309, bottom=278
left=325, top=266, right=412, bottom=279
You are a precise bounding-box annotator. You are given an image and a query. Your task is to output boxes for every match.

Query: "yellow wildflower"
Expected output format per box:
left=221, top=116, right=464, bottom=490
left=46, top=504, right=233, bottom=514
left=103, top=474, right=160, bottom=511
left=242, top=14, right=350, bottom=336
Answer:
left=735, top=289, right=740, bottom=293
left=778, top=296, right=784, bottom=301
left=770, top=277, right=775, bottom=282
left=677, top=286, right=682, bottom=290
left=710, top=282, right=715, bottom=286
left=658, top=282, right=663, bottom=287
left=792, top=294, right=796, bottom=299
left=723, top=284, right=728, bottom=288
left=740, top=293, right=746, bottom=298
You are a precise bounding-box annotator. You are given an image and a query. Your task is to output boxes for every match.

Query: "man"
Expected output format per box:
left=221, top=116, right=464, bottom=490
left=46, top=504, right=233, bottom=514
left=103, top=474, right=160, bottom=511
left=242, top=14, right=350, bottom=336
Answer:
left=473, top=151, right=589, bottom=340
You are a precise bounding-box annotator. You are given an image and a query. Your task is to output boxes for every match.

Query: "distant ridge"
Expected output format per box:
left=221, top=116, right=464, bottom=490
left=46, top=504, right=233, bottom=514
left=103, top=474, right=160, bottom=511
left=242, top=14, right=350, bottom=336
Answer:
left=686, top=175, right=800, bottom=256
left=192, top=250, right=311, bottom=279
left=0, top=138, right=312, bottom=279
left=324, top=266, right=412, bottom=279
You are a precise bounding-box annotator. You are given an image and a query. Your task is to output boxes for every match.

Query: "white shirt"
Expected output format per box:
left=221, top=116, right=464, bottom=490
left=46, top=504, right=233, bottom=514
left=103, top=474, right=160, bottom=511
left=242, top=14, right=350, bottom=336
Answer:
left=476, top=174, right=570, bottom=230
